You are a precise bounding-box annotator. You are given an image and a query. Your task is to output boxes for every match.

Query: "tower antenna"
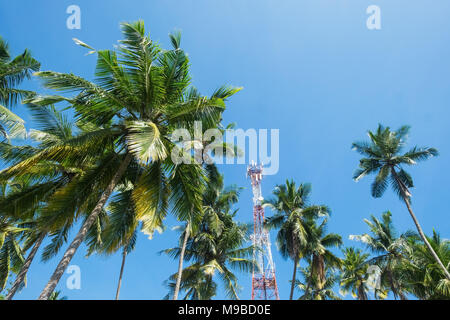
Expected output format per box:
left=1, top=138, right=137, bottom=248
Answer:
left=247, top=162, right=279, bottom=300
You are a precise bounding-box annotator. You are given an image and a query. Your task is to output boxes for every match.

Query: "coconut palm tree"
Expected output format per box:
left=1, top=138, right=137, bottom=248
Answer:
left=340, top=247, right=371, bottom=300
left=349, top=211, right=412, bottom=299
left=163, top=166, right=252, bottom=300
left=263, top=180, right=330, bottom=299
left=352, top=124, right=449, bottom=280
left=296, top=265, right=341, bottom=300
left=400, top=231, right=450, bottom=299
left=170, top=162, right=241, bottom=300
left=0, top=105, right=109, bottom=299
left=302, top=219, right=342, bottom=297
left=164, top=265, right=217, bottom=300
left=0, top=36, right=40, bottom=138
left=163, top=217, right=252, bottom=300
left=9, top=21, right=239, bottom=299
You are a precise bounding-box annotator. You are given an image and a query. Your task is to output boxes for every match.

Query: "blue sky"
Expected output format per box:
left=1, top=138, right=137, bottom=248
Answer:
left=1, top=0, right=449, bottom=300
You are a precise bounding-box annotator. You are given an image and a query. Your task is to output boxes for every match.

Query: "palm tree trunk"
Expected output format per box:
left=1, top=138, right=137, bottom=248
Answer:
left=391, top=168, right=450, bottom=280
left=6, top=232, right=46, bottom=300
left=289, top=257, right=298, bottom=300
left=402, top=197, right=450, bottom=280
left=37, top=154, right=132, bottom=300
left=358, top=283, right=368, bottom=300
left=173, top=224, right=190, bottom=300
left=386, top=269, right=398, bottom=300
left=115, top=247, right=127, bottom=300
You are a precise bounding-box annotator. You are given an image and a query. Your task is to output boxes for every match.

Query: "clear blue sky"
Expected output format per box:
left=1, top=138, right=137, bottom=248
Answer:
left=1, top=0, right=449, bottom=300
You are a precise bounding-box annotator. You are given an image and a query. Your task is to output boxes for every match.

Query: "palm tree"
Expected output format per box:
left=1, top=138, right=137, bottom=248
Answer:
left=0, top=36, right=40, bottom=138
left=164, top=217, right=252, bottom=300
left=9, top=21, right=239, bottom=300
left=352, top=124, right=450, bottom=280
left=340, top=247, right=371, bottom=300
left=263, top=180, right=330, bottom=299
left=400, top=231, right=450, bottom=299
left=302, top=219, right=342, bottom=297
left=296, top=266, right=341, bottom=300
left=350, top=211, right=412, bottom=299
left=164, top=264, right=217, bottom=300
left=0, top=105, right=106, bottom=299
left=163, top=166, right=252, bottom=299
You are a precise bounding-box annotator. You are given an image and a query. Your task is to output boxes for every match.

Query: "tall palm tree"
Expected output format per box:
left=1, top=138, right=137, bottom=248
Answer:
left=170, top=163, right=241, bottom=300
left=9, top=21, right=239, bottom=299
left=400, top=231, right=450, bottom=299
left=352, top=124, right=450, bottom=280
left=302, top=219, right=342, bottom=297
left=163, top=166, right=252, bottom=300
left=164, top=217, right=252, bottom=300
left=263, top=180, right=330, bottom=299
left=0, top=36, right=40, bottom=138
left=350, top=211, right=412, bottom=299
left=340, top=247, right=371, bottom=300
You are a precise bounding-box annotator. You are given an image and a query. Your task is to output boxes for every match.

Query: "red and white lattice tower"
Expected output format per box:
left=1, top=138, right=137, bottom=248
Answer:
left=247, top=162, right=279, bottom=300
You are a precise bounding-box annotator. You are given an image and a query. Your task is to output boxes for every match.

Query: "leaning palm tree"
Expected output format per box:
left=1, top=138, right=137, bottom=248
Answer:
left=0, top=36, right=40, bottom=138
left=352, top=124, right=450, bottom=280
left=11, top=21, right=239, bottom=300
left=340, top=247, right=371, bottom=300
left=0, top=105, right=108, bottom=299
left=400, top=231, right=450, bottom=299
left=350, top=211, right=412, bottom=299
left=263, top=180, right=330, bottom=299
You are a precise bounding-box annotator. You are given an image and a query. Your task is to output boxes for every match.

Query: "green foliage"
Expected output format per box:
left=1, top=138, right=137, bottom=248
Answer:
left=340, top=247, right=371, bottom=300
left=162, top=166, right=252, bottom=300
left=352, top=124, right=438, bottom=200
left=0, top=36, right=40, bottom=139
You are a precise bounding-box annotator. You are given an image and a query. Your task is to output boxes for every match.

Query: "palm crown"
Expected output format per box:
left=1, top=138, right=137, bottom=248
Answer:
left=0, top=37, right=40, bottom=138
left=352, top=124, right=438, bottom=199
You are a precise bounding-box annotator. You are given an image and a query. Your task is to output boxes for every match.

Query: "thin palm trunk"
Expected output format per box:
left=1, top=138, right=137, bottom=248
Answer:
left=173, top=224, right=190, bottom=300
left=289, top=257, right=298, bottom=300
left=387, top=269, right=399, bottom=300
left=402, top=197, right=450, bottom=280
left=357, top=282, right=368, bottom=300
left=6, top=232, right=46, bottom=300
left=115, top=247, right=127, bottom=300
left=37, top=154, right=132, bottom=300
left=390, top=169, right=450, bottom=280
